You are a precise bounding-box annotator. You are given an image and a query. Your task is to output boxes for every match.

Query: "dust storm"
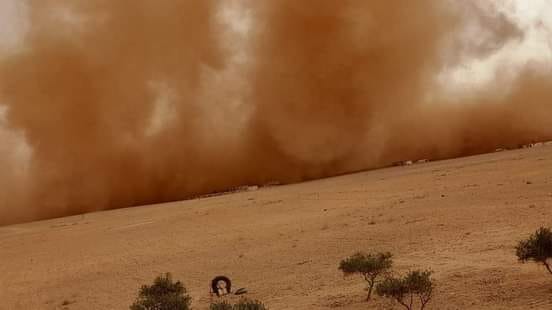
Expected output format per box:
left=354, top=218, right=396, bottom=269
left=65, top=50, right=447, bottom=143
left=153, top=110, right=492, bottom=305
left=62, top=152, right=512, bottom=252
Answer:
left=0, top=1, right=550, bottom=225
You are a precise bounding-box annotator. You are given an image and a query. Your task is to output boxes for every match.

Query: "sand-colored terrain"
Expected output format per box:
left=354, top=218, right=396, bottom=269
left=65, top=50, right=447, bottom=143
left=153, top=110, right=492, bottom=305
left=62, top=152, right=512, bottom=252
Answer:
left=1, top=145, right=552, bottom=309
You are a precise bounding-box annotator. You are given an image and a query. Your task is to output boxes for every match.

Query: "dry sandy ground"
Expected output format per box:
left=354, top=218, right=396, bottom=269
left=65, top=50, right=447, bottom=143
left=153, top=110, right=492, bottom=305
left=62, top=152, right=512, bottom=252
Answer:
left=1, top=145, right=552, bottom=309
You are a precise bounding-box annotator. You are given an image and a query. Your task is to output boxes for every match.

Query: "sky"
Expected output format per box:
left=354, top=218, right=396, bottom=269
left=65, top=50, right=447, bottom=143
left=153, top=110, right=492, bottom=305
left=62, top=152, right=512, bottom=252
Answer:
left=442, top=0, right=552, bottom=92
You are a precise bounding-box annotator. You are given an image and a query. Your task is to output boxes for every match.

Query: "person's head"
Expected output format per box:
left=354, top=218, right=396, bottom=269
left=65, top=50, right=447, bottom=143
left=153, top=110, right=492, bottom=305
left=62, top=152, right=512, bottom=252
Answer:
left=217, top=280, right=227, bottom=290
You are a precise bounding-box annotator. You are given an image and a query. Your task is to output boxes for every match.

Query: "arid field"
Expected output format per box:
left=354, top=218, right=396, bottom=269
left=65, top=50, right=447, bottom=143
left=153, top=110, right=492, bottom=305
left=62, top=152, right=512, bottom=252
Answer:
left=1, top=145, right=552, bottom=309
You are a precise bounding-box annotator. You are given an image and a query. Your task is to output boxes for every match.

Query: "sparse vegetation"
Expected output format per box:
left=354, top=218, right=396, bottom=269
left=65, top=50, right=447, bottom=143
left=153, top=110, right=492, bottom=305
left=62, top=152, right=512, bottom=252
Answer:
left=130, top=273, right=191, bottom=310
left=210, top=299, right=267, bottom=310
left=339, top=252, right=393, bottom=300
left=376, top=270, right=434, bottom=310
left=516, top=227, right=552, bottom=275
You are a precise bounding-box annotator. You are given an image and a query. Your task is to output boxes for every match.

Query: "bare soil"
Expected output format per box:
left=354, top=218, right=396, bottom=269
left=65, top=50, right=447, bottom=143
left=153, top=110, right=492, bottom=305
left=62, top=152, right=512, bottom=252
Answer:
left=1, top=145, right=552, bottom=309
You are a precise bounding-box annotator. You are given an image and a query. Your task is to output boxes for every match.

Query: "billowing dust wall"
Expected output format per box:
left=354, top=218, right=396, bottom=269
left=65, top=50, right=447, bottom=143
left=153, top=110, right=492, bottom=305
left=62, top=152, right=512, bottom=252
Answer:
left=0, top=1, right=551, bottom=225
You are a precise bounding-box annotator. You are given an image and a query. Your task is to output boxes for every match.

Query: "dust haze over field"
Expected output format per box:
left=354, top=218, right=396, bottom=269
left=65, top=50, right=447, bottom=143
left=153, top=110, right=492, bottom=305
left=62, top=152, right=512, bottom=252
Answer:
left=0, top=0, right=551, bottom=225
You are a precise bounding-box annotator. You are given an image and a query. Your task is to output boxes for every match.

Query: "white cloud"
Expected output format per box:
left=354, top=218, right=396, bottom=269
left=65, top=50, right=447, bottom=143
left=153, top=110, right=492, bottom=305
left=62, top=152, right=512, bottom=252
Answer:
left=438, top=0, right=552, bottom=98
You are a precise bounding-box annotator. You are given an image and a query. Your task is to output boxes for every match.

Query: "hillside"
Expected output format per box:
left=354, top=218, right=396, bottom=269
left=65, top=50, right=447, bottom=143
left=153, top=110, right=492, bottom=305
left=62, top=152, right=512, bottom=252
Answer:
left=1, top=145, right=552, bottom=309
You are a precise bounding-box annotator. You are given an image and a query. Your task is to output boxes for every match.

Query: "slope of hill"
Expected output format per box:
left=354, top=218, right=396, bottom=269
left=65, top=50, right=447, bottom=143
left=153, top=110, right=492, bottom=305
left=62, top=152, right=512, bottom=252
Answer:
left=1, top=145, right=552, bottom=309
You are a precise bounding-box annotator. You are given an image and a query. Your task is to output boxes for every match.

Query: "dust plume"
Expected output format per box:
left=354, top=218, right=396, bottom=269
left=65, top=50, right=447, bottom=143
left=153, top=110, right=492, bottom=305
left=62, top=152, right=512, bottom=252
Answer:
left=1, top=1, right=551, bottom=225
left=0, top=0, right=240, bottom=224
left=247, top=0, right=456, bottom=173
left=246, top=0, right=551, bottom=174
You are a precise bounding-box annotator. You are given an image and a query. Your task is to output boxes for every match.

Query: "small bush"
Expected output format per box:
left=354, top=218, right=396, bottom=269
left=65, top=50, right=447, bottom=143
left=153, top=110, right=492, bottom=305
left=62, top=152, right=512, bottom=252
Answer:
left=210, top=299, right=267, bottom=310
left=516, top=227, right=552, bottom=275
left=339, top=252, right=393, bottom=300
left=376, top=270, right=434, bottom=310
left=130, top=273, right=192, bottom=310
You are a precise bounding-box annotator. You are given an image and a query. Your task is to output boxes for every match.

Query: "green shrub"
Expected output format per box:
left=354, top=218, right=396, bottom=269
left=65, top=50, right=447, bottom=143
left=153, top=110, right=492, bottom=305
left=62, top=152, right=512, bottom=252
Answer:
left=130, top=273, right=192, bottom=310
left=376, top=270, right=434, bottom=310
left=210, top=299, right=267, bottom=310
left=339, top=252, right=393, bottom=300
left=516, top=227, right=552, bottom=275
